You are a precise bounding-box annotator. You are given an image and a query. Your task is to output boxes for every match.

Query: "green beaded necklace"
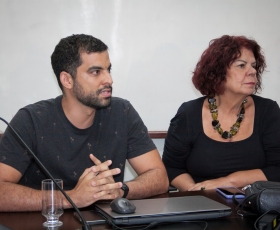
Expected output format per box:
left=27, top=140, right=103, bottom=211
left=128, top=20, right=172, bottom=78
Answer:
left=208, top=97, right=247, bottom=139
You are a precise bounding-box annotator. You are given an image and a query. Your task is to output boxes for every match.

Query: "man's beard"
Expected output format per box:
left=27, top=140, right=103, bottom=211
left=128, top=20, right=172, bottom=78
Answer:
left=73, top=81, right=112, bottom=109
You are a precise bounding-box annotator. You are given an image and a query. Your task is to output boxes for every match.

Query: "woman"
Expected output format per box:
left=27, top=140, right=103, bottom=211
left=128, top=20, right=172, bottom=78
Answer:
left=162, top=35, right=280, bottom=191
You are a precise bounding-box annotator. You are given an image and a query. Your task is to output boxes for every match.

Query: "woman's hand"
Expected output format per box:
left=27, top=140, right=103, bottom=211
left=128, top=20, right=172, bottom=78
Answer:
left=188, top=169, right=267, bottom=191
left=188, top=177, right=229, bottom=191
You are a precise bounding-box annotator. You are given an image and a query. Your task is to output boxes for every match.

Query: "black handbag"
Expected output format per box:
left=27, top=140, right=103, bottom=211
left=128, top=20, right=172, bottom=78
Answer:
left=236, top=181, right=280, bottom=215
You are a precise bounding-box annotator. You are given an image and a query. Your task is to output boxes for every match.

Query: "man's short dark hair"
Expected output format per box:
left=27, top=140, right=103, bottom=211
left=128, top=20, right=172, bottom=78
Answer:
left=51, top=34, right=108, bottom=90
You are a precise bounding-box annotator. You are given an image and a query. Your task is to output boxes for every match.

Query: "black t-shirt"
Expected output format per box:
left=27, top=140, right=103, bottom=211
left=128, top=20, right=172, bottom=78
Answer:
left=0, top=96, right=156, bottom=190
left=163, top=95, right=280, bottom=183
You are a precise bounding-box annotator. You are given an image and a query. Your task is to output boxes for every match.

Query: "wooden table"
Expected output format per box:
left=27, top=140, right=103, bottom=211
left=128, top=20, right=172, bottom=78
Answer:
left=0, top=190, right=257, bottom=230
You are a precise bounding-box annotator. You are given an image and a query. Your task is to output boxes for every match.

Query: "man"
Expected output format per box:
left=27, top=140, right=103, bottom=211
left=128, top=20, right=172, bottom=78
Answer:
left=0, top=34, right=168, bottom=211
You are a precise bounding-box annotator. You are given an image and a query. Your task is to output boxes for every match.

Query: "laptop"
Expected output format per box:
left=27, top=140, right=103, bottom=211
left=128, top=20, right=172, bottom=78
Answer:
left=94, top=195, right=231, bottom=226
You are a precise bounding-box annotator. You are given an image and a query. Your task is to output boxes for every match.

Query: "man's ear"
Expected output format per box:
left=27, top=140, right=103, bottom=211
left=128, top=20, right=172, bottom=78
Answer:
left=60, top=71, right=73, bottom=90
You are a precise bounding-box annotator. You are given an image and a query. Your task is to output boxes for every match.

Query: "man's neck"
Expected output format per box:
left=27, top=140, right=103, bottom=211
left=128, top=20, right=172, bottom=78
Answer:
left=61, top=95, right=96, bottom=129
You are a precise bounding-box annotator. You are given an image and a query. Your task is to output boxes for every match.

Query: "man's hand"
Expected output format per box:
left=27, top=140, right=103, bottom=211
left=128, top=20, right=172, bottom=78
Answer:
left=65, top=155, right=122, bottom=208
left=89, top=154, right=124, bottom=198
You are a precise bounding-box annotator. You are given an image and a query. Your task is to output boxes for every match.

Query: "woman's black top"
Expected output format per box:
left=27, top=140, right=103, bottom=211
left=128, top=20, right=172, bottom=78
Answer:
left=162, top=95, right=280, bottom=183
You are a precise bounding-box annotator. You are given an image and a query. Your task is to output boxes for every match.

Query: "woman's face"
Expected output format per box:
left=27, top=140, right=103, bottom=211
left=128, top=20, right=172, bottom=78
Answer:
left=224, top=48, right=257, bottom=96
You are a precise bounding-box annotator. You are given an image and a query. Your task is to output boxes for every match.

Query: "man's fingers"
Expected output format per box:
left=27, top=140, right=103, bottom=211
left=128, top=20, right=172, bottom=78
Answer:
left=90, top=154, right=112, bottom=168
left=91, top=168, right=121, bottom=185
left=91, top=160, right=113, bottom=173
left=90, top=154, right=102, bottom=165
left=99, top=182, right=122, bottom=192
left=92, top=177, right=113, bottom=187
left=79, top=167, right=97, bottom=180
left=93, top=182, right=122, bottom=199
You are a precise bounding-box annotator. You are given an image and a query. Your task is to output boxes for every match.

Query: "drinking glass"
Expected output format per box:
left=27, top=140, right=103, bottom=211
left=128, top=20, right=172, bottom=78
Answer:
left=42, top=179, right=64, bottom=227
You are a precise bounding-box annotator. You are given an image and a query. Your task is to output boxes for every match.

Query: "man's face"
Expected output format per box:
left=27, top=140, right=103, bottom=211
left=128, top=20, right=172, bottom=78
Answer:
left=73, top=51, right=113, bottom=109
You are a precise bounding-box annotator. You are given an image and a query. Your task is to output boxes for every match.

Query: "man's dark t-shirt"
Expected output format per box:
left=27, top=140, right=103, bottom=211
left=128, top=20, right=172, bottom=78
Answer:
left=0, top=96, right=156, bottom=190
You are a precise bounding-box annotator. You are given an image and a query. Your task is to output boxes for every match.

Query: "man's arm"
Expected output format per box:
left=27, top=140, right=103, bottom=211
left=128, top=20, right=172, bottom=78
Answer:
left=0, top=163, right=42, bottom=211
left=125, top=149, right=169, bottom=199
left=76, top=150, right=169, bottom=200
left=0, top=161, right=122, bottom=212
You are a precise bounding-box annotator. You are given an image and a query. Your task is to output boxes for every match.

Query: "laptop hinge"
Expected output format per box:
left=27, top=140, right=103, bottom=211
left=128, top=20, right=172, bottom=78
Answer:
left=121, top=218, right=129, bottom=224
left=219, top=210, right=225, bottom=217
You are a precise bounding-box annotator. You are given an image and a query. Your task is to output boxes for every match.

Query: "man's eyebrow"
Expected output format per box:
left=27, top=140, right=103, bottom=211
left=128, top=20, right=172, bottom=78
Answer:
left=87, top=66, right=103, bottom=72
left=87, top=63, right=112, bottom=72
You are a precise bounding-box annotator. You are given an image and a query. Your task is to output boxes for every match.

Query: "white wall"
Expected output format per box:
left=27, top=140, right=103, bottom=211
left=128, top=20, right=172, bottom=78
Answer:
left=1, top=0, right=280, bottom=180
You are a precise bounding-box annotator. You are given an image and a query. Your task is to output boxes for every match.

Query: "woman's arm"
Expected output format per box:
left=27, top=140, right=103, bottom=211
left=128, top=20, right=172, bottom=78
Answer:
left=162, top=103, right=192, bottom=186
left=259, top=100, right=280, bottom=181
left=171, top=173, right=196, bottom=191
left=188, top=169, right=267, bottom=191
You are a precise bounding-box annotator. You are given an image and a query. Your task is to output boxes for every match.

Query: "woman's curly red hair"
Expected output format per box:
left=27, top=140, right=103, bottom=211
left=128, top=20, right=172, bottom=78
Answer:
left=192, top=35, right=266, bottom=96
